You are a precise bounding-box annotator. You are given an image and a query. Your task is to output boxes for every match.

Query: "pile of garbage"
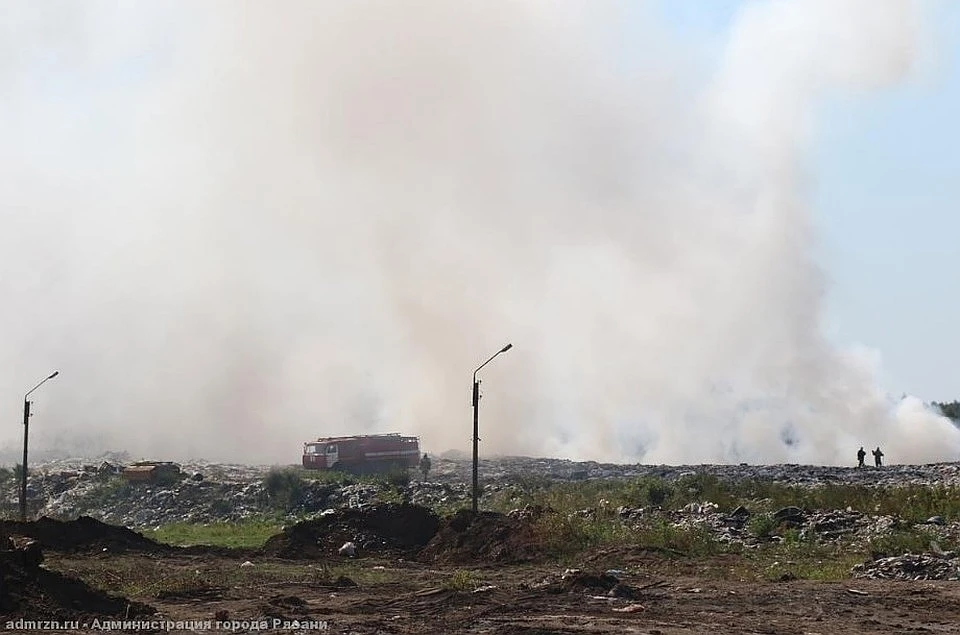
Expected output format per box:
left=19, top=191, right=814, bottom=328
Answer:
left=36, top=476, right=339, bottom=527
left=473, top=455, right=960, bottom=488
left=10, top=454, right=960, bottom=548
left=507, top=504, right=552, bottom=522
left=852, top=553, right=960, bottom=581
left=407, top=481, right=471, bottom=507
left=17, top=450, right=960, bottom=491
left=5, top=459, right=476, bottom=530
left=605, top=502, right=911, bottom=549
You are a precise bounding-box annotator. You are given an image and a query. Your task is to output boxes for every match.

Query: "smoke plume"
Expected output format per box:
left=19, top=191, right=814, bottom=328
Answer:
left=1, top=0, right=956, bottom=466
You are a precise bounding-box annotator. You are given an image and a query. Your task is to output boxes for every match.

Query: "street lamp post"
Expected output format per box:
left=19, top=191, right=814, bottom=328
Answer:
left=472, top=344, right=512, bottom=514
left=20, top=371, right=58, bottom=522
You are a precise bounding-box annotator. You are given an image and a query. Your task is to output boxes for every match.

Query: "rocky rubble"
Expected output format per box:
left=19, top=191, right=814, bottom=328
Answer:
left=852, top=553, right=960, bottom=581
left=596, top=502, right=921, bottom=550
left=468, top=455, right=960, bottom=489
left=6, top=453, right=960, bottom=535
left=1, top=457, right=484, bottom=529
left=32, top=473, right=340, bottom=527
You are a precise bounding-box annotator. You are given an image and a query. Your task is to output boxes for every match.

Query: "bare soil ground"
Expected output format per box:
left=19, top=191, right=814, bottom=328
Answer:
left=5, top=513, right=960, bottom=634
left=39, top=551, right=960, bottom=634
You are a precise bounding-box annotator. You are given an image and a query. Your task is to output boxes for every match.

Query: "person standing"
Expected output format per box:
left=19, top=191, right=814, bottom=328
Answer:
left=857, top=446, right=866, bottom=468
left=419, top=453, right=432, bottom=479
left=872, top=446, right=884, bottom=467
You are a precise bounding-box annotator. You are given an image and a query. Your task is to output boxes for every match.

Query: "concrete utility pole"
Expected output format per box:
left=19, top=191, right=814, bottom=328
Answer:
left=20, top=371, right=58, bottom=522
left=472, top=344, right=511, bottom=514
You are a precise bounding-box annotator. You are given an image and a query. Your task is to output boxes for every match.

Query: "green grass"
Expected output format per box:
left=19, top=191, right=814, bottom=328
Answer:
left=753, top=549, right=864, bottom=582
left=291, top=466, right=411, bottom=487
left=747, top=513, right=777, bottom=539
left=146, top=518, right=283, bottom=549
left=443, top=569, right=481, bottom=592
left=294, top=468, right=360, bottom=484
left=50, top=555, right=397, bottom=599
left=532, top=510, right=637, bottom=555
left=45, top=470, right=960, bottom=597
left=636, top=518, right=728, bottom=557
left=263, top=468, right=308, bottom=511
left=470, top=472, right=960, bottom=578
left=527, top=508, right=729, bottom=561
left=866, top=528, right=947, bottom=556
left=484, top=473, right=960, bottom=524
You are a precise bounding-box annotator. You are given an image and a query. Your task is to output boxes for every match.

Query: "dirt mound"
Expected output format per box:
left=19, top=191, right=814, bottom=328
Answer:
left=0, top=537, right=155, bottom=620
left=0, top=516, right=166, bottom=554
left=418, top=510, right=547, bottom=564
left=260, top=503, right=440, bottom=559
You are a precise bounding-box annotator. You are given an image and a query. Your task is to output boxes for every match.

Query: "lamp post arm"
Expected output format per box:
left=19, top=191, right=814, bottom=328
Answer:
left=474, top=350, right=503, bottom=380
left=25, top=379, right=47, bottom=401
left=25, top=371, right=58, bottom=400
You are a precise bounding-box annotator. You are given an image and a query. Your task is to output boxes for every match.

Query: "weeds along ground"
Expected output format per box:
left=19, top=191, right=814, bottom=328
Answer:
left=104, top=470, right=960, bottom=590
left=481, top=472, right=960, bottom=523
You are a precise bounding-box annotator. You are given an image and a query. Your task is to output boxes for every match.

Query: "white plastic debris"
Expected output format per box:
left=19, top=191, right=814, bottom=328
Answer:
left=240, top=561, right=254, bottom=568
left=338, top=541, right=357, bottom=557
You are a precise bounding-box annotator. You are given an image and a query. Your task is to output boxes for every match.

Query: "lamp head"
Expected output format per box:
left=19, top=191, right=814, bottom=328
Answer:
left=47, top=371, right=59, bottom=380
left=500, top=343, right=513, bottom=353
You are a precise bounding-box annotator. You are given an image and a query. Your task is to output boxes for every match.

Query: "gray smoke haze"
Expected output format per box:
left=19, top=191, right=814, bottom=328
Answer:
left=1, top=0, right=957, bottom=466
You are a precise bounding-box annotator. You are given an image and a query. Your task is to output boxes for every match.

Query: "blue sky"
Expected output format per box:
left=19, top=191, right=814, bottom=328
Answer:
left=656, top=0, right=960, bottom=401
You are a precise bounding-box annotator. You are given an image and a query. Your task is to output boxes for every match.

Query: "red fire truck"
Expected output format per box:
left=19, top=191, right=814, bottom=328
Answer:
left=302, top=433, right=421, bottom=474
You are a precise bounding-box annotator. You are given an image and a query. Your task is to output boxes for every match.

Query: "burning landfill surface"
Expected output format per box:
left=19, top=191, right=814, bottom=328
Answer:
left=3, top=454, right=960, bottom=632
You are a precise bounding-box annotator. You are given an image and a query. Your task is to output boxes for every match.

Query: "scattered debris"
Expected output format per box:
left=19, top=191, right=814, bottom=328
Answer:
left=526, top=569, right=644, bottom=599
left=852, top=554, right=960, bottom=581
left=15, top=455, right=960, bottom=540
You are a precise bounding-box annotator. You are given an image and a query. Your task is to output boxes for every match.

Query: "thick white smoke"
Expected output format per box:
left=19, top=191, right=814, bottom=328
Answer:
left=0, top=0, right=956, bottom=466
